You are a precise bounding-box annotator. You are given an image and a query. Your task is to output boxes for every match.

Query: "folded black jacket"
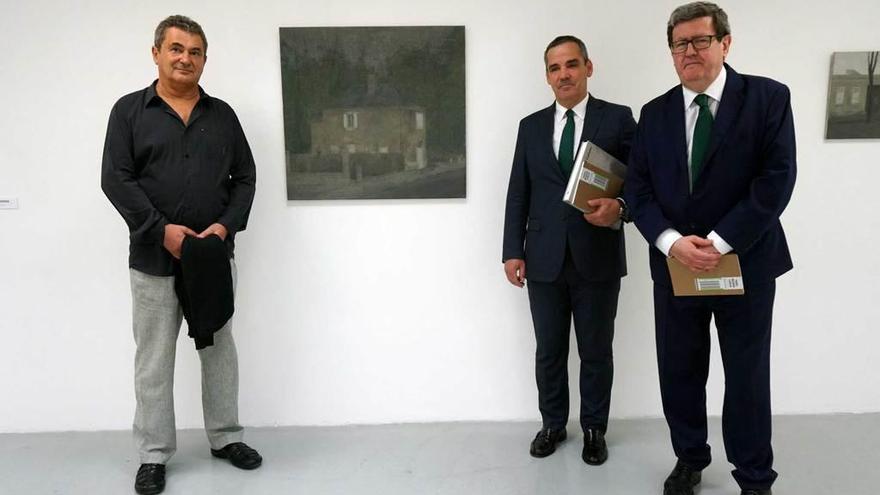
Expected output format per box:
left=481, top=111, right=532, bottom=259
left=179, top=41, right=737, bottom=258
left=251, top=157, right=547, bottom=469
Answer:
left=174, top=235, right=234, bottom=349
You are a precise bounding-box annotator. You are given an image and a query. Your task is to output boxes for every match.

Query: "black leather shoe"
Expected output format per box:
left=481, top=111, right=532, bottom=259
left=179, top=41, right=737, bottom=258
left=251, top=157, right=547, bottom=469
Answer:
left=741, top=490, right=772, bottom=495
left=529, top=427, right=566, bottom=458
left=210, top=442, right=263, bottom=470
left=663, top=461, right=701, bottom=495
left=581, top=428, right=608, bottom=465
left=134, top=463, right=165, bottom=495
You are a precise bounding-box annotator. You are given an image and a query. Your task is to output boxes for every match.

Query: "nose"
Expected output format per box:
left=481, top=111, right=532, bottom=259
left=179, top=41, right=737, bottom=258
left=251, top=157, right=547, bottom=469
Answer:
left=684, top=41, right=698, bottom=56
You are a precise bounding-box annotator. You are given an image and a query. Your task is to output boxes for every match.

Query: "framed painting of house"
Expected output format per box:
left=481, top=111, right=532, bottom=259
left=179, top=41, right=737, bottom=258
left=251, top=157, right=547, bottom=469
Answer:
left=280, top=26, right=466, bottom=199
left=826, top=51, right=880, bottom=139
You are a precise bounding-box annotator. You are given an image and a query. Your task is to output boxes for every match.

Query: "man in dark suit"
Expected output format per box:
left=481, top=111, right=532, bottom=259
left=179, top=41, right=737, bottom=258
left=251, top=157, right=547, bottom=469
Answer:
left=625, top=3, right=796, bottom=495
left=502, top=35, right=636, bottom=466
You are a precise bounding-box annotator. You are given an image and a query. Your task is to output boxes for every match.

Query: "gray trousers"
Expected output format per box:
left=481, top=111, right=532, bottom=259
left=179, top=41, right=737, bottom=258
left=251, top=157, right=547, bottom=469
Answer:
left=130, top=260, right=243, bottom=464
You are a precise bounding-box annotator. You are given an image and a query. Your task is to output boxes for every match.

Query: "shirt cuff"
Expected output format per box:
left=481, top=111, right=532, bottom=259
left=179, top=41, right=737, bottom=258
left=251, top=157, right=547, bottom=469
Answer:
left=707, top=231, right=734, bottom=254
left=655, top=229, right=683, bottom=257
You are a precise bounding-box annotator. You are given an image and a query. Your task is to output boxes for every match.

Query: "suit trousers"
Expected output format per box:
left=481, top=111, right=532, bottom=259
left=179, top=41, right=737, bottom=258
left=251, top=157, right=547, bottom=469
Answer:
left=654, top=281, right=777, bottom=490
left=129, top=259, right=243, bottom=464
left=527, top=249, right=620, bottom=433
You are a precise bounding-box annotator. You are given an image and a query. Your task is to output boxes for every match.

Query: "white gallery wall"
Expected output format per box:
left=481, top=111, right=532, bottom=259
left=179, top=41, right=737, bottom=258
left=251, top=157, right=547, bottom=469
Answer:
left=0, top=0, right=878, bottom=433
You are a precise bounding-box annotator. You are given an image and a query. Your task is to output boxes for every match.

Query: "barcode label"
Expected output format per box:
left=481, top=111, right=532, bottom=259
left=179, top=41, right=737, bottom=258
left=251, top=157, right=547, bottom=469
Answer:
left=580, top=168, right=609, bottom=191
left=695, top=276, right=743, bottom=291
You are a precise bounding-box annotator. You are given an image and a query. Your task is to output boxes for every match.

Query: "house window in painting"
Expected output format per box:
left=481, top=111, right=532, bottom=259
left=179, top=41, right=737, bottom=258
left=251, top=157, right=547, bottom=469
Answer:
left=835, top=87, right=846, bottom=105
left=344, top=112, right=358, bottom=130
left=851, top=87, right=862, bottom=105
left=415, top=111, right=425, bottom=130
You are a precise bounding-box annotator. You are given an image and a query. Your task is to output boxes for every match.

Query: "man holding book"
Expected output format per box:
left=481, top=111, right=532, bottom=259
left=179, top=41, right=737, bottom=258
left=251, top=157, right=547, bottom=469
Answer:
left=502, top=35, right=636, bottom=465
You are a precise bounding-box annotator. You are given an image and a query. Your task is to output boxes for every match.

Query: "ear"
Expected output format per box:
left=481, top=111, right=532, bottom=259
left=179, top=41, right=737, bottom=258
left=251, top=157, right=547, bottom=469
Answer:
left=151, top=46, right=159, bottom=65
left=720, top=35, right=731, bottom=59
left=585, top=59, right=594, bottom=78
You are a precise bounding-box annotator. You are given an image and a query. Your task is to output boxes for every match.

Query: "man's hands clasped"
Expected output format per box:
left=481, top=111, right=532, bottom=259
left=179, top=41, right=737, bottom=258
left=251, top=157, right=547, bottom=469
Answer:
left=163, top=222, right=228, bottom=259
left=670, top=235, right=721, bottom=273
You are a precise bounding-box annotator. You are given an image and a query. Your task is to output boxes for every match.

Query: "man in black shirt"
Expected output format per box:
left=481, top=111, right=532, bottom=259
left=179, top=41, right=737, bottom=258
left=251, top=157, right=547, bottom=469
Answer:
left=101, top=15, right=259, bottom=495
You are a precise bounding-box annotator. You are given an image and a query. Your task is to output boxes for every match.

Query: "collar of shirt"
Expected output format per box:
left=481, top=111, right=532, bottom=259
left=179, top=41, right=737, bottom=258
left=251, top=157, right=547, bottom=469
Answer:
left=682, top=66, right=726, bottom=112
left=144, top=79, right=210, bottom=109
left=555, top=93, right=589, bottom=124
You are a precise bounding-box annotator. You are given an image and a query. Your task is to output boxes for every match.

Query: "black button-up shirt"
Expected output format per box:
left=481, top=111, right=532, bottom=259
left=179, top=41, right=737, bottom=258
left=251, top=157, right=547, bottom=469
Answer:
left=101, top=81, right=256, bottom=276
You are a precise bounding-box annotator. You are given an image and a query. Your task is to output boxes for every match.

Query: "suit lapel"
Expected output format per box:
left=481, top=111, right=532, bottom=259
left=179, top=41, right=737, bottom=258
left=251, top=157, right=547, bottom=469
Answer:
left=581, top=94, right=604, bottom=144
left=700, top=64, right=745, bottom=181
left=539, top=103, right=565, bottom=181
left=665, top=86, right=689, bottom=191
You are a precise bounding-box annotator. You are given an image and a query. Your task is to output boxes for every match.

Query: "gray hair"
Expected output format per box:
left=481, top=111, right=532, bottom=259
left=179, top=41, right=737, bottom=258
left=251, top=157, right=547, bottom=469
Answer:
left=544, top=35, right=589, bottom=69
left=154, top=15, right=208, bottom=52
left=667, top=2, right=730, bottom=46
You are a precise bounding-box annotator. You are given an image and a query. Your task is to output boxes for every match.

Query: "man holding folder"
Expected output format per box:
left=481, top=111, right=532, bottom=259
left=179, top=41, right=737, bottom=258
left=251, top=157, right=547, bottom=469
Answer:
left=502, top=35, right=635, bottom=465
left=625, top=3, right=796, bottom=495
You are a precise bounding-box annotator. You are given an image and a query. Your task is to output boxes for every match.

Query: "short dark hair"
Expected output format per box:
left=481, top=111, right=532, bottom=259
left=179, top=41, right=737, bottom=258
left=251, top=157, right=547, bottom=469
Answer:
left=154, top=15, right=208, bottom=52
left=667, top=2, right=731, bottom=46
left=544, top=35, right=589, bottom=68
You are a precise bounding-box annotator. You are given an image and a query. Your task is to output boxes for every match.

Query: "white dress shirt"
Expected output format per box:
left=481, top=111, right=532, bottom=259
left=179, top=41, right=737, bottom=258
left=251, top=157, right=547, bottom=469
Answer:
left=553, top=94, right=588, bottom=159
left=655, top=67, right=733, bottom=256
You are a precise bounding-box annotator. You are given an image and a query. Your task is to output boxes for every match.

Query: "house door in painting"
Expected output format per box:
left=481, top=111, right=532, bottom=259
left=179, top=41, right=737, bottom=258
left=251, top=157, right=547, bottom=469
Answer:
left=416, top=146, right=426, bottom=169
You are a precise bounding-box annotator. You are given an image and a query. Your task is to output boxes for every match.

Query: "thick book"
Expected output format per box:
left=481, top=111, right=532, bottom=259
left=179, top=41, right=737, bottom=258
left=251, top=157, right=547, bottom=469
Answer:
left=666, top=254, right=745, bottom=296
left=562, top=141, right=627, bottom=213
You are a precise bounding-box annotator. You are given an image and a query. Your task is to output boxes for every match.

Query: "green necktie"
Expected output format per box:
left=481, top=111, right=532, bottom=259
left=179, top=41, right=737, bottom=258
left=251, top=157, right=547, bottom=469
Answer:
left=690, top=93, right=713, bottom=188
left=559, top=109, right=575, bottom=176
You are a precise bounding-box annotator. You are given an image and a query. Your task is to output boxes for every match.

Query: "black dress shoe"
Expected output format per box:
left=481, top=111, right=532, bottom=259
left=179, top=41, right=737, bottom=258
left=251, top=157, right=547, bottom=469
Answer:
left=134, top=463, right=165, bottom=495
left=582, top=428, right=608, bottom=465
left=663, top=461, right=701, bottom=495
left=210, top=442, right=263, bottom=470
left=529, top=427, right=567, bottom=458
left=741, top=490, right=772, bottom=495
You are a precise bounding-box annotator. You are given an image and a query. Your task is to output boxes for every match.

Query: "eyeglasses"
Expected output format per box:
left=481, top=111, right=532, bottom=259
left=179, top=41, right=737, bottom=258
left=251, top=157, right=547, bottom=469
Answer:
left=670, top=35, right=718, bottom=54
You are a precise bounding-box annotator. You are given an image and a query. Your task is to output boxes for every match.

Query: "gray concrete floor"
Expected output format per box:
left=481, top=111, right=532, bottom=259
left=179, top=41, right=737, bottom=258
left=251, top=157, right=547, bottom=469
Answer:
left=1, top=414, right=877, bottom=494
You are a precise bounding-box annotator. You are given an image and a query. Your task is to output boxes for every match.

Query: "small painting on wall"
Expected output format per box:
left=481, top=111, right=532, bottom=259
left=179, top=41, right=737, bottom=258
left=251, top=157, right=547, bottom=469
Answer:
left=280, top=26, right=466, bottom=200
left=826, top=51, right=880, bottom=139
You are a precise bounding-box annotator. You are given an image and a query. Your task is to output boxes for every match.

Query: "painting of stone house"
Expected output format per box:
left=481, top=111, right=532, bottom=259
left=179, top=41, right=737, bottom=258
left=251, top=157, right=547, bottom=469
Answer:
left=826, top=51, right=880, bottom=139
left=280, top=26, right=466, bottom=199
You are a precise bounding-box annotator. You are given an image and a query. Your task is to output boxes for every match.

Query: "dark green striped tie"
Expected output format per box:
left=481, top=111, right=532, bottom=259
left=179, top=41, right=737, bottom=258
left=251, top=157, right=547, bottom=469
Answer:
left=559, top=109, right=575, bottom=176
left=691, top=94, right=713, bottom=188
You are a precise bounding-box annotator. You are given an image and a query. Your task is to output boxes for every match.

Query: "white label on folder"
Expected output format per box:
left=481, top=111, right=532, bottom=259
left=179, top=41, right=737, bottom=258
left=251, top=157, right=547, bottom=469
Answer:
left=695, top=276, right=743, bottom=291
left=579, top=168, right=609, bottom=191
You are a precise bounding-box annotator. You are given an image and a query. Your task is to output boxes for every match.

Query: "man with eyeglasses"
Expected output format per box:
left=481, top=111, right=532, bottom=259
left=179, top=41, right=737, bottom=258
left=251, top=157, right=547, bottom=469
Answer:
left=625, top=3, right=795, bottom=495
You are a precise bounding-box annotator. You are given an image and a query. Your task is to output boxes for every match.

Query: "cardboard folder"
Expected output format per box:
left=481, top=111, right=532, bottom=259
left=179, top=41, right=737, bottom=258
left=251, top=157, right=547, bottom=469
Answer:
left=666, top=254, right=745, bottom=296
left=562, top=141, right=626, bottom=213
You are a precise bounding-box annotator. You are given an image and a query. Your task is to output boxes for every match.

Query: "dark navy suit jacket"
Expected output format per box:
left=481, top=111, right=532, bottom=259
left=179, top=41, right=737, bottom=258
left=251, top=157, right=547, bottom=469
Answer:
left=625, top=65, right=796, bottom=287
left=503, top=95, right=637, bottom=283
